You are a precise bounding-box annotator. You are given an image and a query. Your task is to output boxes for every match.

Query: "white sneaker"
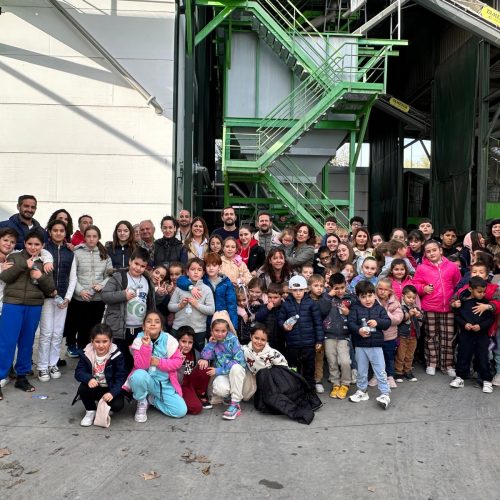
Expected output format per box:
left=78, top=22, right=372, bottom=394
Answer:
left=376, top=393, right=390, bottom=409
left=388, top=376, right=398, bottom=389
left=80, top=410, right=96, bottom=427
left=426, top=366, right=436, bottom=376
left=350, top=369, right=357, bottom=385
left=349, top=390, right=369, bottom=403
left=315, top=383, right=325, bottom=394
left=368, top=377, right=378, bottom=387
left=38, top=369, right=50, bottom=382
left=446, top=368, right=456, bottom=378
left=492, top=373, right=500, bottom=386
left=49, top=366, right=61, bottom=379
left=483, top=381, right=493, bottom=394
left=134, top=399, right=149, bottom=423
left=0, top=378, right=9, bottom=388
left=449, top=377, right=464, bottom=388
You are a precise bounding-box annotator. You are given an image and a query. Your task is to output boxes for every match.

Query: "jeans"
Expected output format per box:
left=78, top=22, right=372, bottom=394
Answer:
left=382, top=339, right=397, bottom=377
left=355, top=346, right=389, bottom=395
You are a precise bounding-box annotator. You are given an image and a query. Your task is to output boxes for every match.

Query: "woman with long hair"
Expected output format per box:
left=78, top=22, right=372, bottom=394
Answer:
left=184, top=217, right=209, bottom=260
left=259, top=247, right=292, bottom=287
left=284, top=222, right=316, bottom=271
left=106, top=220, right=136, bottom=271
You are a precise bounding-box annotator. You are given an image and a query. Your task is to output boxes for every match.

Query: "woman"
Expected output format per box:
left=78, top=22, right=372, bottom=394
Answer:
left=390, top=228, right=407, bottom=243
left=220, top=237, right=252, bottom=286
left=65, top=225, right=113, bottom=352
left=285, top=223, right=316, bottom=271
left=184, top=217, right=209, bottom=260
left=259, top=247, right=292, bottom=287
left=371, top=233, right=385, bottom=249
left=106, top=220, right=136, bottom=271
left=336, top=242, right=355, bottom=266
left=154, top=216, right=187, bottom=267
left=352, top=227, right=374, bottom=274
left=459, top=231, right=486, bottom=268
left=237, top=225, right=265, bottom=274
left=46, top=209, right=74, bottom=246
left=326, top=234, right=340, bottom=256
left=486, top=219, right=500, bottom=263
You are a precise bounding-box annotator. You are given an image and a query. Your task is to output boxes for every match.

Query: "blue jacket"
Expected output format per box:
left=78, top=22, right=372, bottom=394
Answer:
left=255, top=303, right=284, bottom=351
left=0, top=214, right=43, bottom=250
left=347, top=302, right=391, bottom=348
left=455, top=291, right=495, bottom=335
left=106, top=243, right=132, bottom=271
left=200, top=332, right=245, bottom=376
left=278, top=295, right=323, bottom=348
left=319, top=292, right=355, bottom=340
left=45, top=241, right=74, bottom=298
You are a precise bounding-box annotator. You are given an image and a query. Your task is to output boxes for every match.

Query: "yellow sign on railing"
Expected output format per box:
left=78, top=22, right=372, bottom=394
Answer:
left=389, top=97, right=410, bottom=113
left=481, top=6, right=500, bottom=27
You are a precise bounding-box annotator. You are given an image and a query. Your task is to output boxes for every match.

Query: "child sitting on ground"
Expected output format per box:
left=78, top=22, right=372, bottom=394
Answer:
left=347, top=281, right=391, bottom=409
left=73, top=323, right=128, bottom=427
left=198, top=317, right=247, bottom=420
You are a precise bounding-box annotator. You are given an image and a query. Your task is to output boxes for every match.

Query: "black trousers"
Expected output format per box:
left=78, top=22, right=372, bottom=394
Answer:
left=65, top=300, right=106, bottom=349
left=78, top=383, right=125, bottom=412
left=114, top=326, right=142, bottom=371
left=286, top=346, right=316, bottom=388
left=455, top=329, right=492, bottom=382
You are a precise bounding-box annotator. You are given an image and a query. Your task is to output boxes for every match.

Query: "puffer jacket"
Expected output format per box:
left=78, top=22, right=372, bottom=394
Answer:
left=388, top=276, right=414, bottom=301
left=220, top=255, right=252, bottom=285
left=102, top=270, right=156, bottom=340
left=412, top=257, right=461, bottom=312
left=154, top=237, right=187, bottom=267
left=0, top=214, right=43, bottom=250
left=377, top=294, right=404, bottom=341
left=0, top=250, right=55, bottom=305
left=347, top=302, right=391, bottom=348
left=72, top=244, right=113, bottom=302
left=284, top=243, right=315, bottom=270
left=278, top=295, right=323, bottom=348
left=45, top=241, right=74, bottom=299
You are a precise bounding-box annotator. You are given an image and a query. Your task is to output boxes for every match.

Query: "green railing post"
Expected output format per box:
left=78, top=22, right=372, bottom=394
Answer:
left=349, top=130, right=356, bottom=220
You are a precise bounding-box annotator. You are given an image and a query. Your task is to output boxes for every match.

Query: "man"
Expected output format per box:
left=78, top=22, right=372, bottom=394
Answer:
left=254, top=211, right=280, bottom=256
left=71, top=214, right=93, bottom=246
left=212, top=206, right=239, bottom=240
left=321, top=216, right=338, bottom=245
left=176, top=209, right=191, bottom=243
left=138, top=219, right=156, bottom=267
left=0, top=195, right=43, bottom=250
left=418, top=218, right=434, bottom=241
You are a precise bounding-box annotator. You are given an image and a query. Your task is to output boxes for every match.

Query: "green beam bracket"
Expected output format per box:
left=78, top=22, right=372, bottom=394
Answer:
left=185, top=0, right=193, bottom=57
left=348, top=130, right=356, bottom=220
left=195, top=6, right=235, bottom=46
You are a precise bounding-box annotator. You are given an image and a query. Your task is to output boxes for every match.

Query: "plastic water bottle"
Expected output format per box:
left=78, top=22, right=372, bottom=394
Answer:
left=54, top=295, right=65, bottom=305
left=185, top=303, right=193, bottom=315
left=361, top=318, right=375, bottom=335
left=284, top=314, right=299, bottom=328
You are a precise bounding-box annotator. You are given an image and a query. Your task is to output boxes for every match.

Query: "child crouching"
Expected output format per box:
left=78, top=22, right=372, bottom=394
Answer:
left=73, top=324, right=128, bottom=427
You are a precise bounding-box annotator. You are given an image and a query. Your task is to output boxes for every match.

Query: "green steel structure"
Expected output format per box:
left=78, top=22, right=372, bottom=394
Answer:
left=193, top=0, right=406, bottom=233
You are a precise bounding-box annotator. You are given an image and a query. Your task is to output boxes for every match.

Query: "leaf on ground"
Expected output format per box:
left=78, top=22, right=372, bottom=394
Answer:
left=0, top=448, right=11, bottom=459
left=180, top=450, right=211, bottom=464
left=368, top=486, right=376, bottom=493
left=201, top=465, right=211, bottom=476
left=140, top=471, right=160, bottom=481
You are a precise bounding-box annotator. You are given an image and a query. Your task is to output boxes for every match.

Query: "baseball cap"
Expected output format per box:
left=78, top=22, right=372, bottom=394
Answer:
left=288, top=275, right=308, bottom=290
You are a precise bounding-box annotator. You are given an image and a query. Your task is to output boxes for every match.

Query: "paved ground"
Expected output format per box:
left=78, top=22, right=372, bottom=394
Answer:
left=1, top=357, right=500, bottom=499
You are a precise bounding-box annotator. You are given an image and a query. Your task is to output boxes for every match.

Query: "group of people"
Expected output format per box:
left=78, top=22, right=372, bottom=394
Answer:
left=0, top=195, right=499, bottom=426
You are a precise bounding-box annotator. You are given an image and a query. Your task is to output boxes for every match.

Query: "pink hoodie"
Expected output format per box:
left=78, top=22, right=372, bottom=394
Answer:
left=389, top=276, right=414, bottom=301
left=412, top=257, right=461, bottom=312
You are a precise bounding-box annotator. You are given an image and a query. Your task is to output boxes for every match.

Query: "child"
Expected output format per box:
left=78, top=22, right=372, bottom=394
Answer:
left=372, top=279, right=404, bottom=388
left=208, top=234, right=223, bottom=255
left=102, top=247, right=156, bottom=370
left=168, top=258, right=215, bottom=352
left=278, top=275, right=323, bottom=388
left=254, top=283, right=285, bottom=352
left=38, top=220, right=76, bottom=382
left=248, top=277, right=268, bottom=307
left=394, top=285, right=423, bottom=382
left=319, top=273, right=353, bottom=399
left=347, top=281, right=391, bottom=409
left=126, top=310, right=187, bottom=422
left=388, top=258, right=413, bottom=300
left=0, top=230, right=56, bottom=397
left=407, top=229, right=425, bottom=267
left=176, top=326, right=211, bottom=414
left=73, top=323, right=127, bottom=426
left=314, top=245, right=333, bottom=275
left=279, top=227, right=295, bottom=248
left=198, top=318, right=247, bottom=420
left=300, top=263, right=314, bottom=282
left=412, top=240, right=461, bottom=376
left=349, top=257, right=378, bottom=294
left=379, top=240, right=416, bottom=279
left=236, top=286, right=253, bottom=345
left=336, top=227, right=349, bottom=244
left=418, top=218, right=434, bottom=241
left=450, top=277, right=495, bottom=392
left=339, top=262, right=355, bottom=289
left=220, top=237, right=252, bottom=286
left=309, top=274, right=327, bottom=393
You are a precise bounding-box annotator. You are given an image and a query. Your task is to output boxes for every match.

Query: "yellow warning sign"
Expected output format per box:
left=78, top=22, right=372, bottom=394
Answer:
left=481, top=6, right=500, bottom=27
left=389, top=97, right=410, bottom=113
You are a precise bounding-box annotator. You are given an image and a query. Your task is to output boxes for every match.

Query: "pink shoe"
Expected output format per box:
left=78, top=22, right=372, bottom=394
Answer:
left=368, top=377, right=378, bottom=387
left=388, top=376, right=398, bottom=389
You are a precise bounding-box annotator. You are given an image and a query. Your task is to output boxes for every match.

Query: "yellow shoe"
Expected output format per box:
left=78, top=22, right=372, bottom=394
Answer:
left=337, top=385, right=349, bottom=400
left=329, top=385, right=340, bottom=398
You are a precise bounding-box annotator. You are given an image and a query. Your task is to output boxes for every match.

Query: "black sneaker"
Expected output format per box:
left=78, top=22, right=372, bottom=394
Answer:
left=200, top=394, right=213, bottom=409
left=394, top=373, right=404, bottom=383
left=404, top=372, right=418, bottom=382
left=57, top=358, right=67, bottom=367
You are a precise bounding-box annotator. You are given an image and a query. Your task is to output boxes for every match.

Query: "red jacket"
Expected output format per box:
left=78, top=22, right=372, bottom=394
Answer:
left=71, top=230, right=85, bottom=246
left=412, top=257, right=461, bottom=313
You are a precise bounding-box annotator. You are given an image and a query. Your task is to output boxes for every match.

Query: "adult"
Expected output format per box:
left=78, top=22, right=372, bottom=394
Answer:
left=284, top=223, right=316, bottom=271
left=325, top=234, right=340, bottom=256
left=46, top=209, right=74, bottom=245
left=0, top=195, right=43, bottom=250
left=184, top=217, right=209, bottom=259
left=106, top=220, right=136, bottom=271
left=352, top=227, right=374, bottom=274
left=212, top=206, right=239, bottom=240
left=133, top=224, right=141, bottom=243
left=176, top=209, right=192, bottom=244
left=487, top=219, right=500, bottom=260
left=336, top=242, right=355, bottom=266
left=371, top=233, right=385, bottom=249
left=390, top=228, right=407, bottom=243
left=258, top=247, right=292, bottom=287
left=459, top=231, right=486, bottom=268
left=253, top=212, right=280, bottom=256
left=154, top=216, right=186, bottom=267
left=237, top=225, right=265, bottom=273
left=138, top=219, right=156, bottom=266
left=71, top=215, right=93, bottom=247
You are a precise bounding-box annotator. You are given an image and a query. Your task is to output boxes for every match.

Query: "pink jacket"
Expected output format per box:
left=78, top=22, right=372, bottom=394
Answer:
left=378, top=294, right=404, bottom=341
left=389, top=276, right=414, bottom=301
left=412, top=257, right=461, bottom=313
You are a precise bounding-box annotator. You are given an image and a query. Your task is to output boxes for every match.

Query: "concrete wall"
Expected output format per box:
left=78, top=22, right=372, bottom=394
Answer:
left=0, top=0, right=176, bottom=240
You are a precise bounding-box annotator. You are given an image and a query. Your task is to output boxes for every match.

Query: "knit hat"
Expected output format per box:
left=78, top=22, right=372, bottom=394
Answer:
left=288, top=275, right=308, bottom=290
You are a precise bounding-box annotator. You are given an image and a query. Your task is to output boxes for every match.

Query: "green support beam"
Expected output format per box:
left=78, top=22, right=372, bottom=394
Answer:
left=195, top=6, right=235, bottom=46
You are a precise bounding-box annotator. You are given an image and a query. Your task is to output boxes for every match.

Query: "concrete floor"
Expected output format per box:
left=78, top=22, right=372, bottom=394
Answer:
left=1, top=358, right=500, bottom=499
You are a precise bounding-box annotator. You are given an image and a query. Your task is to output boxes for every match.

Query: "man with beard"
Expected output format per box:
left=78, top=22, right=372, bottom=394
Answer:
left=176, top=209, right=191, bottom=243
left=254, top=212, right=280, bottom=256
left=212, top=206, right=239, bottom=240
left=0, top=195, right=43, bottom=250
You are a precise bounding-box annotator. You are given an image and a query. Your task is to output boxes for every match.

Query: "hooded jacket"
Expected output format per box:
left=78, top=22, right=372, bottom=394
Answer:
left=237, top=239, right=265, bottom=273
left=220, top=255, right=252, bottom=285
left=347, top=301, right=391, bottom=348
left=377, top=294, right=404, bottom=341
left=0, top=214, right=43, bottom=250
left=153, top=237, right=187, bottom=267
